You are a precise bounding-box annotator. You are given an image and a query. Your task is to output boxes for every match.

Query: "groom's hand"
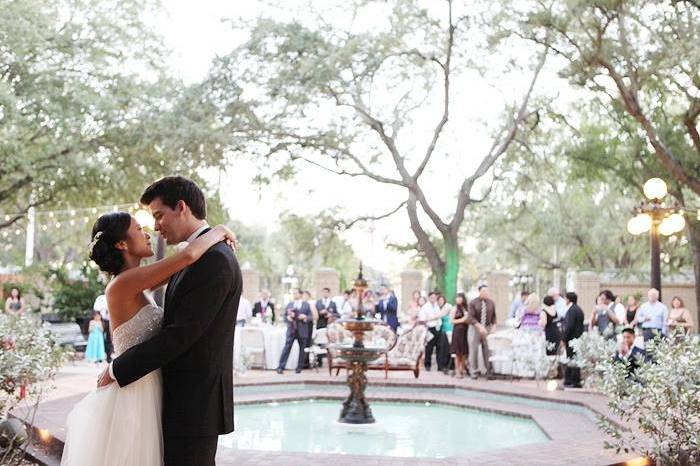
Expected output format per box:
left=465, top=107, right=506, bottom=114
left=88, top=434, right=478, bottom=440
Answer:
left=97, top=366, right=115, bottom=388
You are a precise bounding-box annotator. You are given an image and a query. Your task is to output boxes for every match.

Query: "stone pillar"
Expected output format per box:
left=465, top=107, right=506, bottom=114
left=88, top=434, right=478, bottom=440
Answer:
left=314, top=267, right=340, bottom=297
left=489, top=271, right=511, bottom=325
left=241, top=268, right=260, bottom=303
left=400, top=270, right=423, bottom=311
left=572, top=271, right=600, bottom=311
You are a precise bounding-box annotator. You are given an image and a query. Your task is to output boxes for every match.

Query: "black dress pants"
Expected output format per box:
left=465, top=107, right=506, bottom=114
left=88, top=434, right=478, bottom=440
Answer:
left=564, top=344, right=581, bottom=387
left=278, top=331, right=308, bottom=371
left=164, top=434, right=218, bottom=466
left=425, top=327, right=448, bottom=370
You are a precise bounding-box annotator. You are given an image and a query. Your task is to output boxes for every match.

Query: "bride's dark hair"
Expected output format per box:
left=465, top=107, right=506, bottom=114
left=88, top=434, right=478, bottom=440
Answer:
left=88, top=212, right=132, bottom=275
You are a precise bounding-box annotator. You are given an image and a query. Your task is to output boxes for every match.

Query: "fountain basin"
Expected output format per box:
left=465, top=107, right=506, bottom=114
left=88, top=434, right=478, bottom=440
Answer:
left=218, top=400, right=549, bottom=458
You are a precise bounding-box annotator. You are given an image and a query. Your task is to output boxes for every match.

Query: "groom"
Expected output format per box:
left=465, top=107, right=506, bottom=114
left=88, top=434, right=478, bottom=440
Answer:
left=97, top=176, right=242, bottom=466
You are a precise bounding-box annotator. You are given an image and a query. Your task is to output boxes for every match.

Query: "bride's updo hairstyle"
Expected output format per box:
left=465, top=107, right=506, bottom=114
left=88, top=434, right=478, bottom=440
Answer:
left=88, top=212, right=132, bottom=275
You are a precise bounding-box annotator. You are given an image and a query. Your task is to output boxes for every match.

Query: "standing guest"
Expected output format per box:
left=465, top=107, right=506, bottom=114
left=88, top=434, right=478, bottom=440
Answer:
left=4, top=287, right=25, bottom=316
left=437, top=295, right=453, bottom=373
left=562, top=292, right=584, bottom=388
left=252, top=289, right=275, bottom=323
left=93, top=294, right=113, bottom=362
left=337, top=289, right=354, bottom=318
left=418, top=291, right=447, bottom=372
left=376, top=285, right=399, bottom=331
left=540, top=296, right=561, bottom=356
left=614, top=327, right=648, bottom=377
left=467, top=285, right=496, bottom=379
left=418, top=296, right=427, bottom=307
left=632, top=288, right=668, bottom=342
left=667, top=296, right=694, bottom=335
left=612, top=294, right=627, bottom=325
left=412, top=289, right=422, bottom=304
left=624, top=295, right=639, bottom=327
left=517, top=294, right=543, bottom=331
left=450, top=293, right=470, bottom=379
left=316, top=287, right=338, bottom=330
left=363, top=289, right=376, bottom=318
left=547, top=287, right=567, bottom=320
left=302, top=290, right=316, bottom=368
left=590, top=290, right=621, bottom=339
left=406, top=299, right=421, bottom=326
left=236, top=296, right=253, bottom=326
left=508, top=291, right=529, bottom=319
left=277, top=289, right=312, bottom=374
left=85, top=311, right=107, bottom=364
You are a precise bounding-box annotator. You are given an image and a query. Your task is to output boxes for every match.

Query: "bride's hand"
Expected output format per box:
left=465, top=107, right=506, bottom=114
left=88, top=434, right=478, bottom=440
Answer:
left=213, top=224, right=238, bottom=251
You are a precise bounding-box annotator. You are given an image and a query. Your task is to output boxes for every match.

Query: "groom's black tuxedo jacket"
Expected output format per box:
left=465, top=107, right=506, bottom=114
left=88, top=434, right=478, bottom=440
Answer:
left=112, top=230, right=242, bottom=438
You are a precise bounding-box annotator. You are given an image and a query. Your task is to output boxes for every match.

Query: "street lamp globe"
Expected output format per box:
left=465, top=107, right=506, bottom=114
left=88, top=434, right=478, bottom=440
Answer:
left=659, top=213, right=686, bottom=236
left=643, top=178, right=667, bottom=201
left=626, top=213, right=652, bottom=235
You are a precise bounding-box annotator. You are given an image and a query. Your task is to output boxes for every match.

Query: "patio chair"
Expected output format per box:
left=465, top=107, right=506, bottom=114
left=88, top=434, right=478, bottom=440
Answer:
left=377, top=324, right=427, bottom=379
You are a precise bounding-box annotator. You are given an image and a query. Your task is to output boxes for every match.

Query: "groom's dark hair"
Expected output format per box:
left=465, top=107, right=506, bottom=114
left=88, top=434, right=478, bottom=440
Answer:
left=140, top=176, right=207, bottom=220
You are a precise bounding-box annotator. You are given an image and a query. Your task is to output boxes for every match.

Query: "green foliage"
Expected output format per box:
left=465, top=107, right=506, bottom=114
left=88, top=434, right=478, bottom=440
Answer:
left=47, top=263, right=104, bottom=322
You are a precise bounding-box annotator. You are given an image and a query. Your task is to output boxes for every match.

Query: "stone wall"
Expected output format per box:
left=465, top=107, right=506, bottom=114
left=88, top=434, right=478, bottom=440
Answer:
left=240, top=268, right=260, bottom=303
left=399, top=270, right=423, bottom=311
left=488, top=271, right=511, bottom=325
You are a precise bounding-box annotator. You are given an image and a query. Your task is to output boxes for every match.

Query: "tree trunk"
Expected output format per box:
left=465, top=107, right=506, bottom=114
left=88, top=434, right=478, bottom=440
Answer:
left=442, top=235, right=460, bottom=304
left=687, top=217, right=700, bottom=329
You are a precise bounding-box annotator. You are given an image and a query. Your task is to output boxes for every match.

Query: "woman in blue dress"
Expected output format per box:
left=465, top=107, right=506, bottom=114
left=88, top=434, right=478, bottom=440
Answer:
left=85, top=311, right=107, bottom=363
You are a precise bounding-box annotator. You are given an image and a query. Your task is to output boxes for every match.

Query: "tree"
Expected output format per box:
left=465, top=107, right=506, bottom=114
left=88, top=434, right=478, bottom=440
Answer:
left=498, top=0, right=700, bottom=322
left=207, top=0, right=546, bottom=301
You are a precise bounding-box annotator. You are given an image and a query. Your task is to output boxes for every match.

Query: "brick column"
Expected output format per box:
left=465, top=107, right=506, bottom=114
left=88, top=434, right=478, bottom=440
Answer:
left=572, top=271, right=600, bottom=311
left=400, top=270, right=423, bottom=311
left=241, top=268, right=260, bottom=303
left=314, top=267, right=340, bottom=297
left=489, top=271, right=511, bottom=325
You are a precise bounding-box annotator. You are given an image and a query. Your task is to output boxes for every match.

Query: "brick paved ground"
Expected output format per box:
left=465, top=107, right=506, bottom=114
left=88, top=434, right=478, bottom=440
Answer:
left=14, top=361, right=639, bottom=466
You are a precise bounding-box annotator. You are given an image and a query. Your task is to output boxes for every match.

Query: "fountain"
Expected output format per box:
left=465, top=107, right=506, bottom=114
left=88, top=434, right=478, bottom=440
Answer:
left=333, top=264, right=387, bottom=424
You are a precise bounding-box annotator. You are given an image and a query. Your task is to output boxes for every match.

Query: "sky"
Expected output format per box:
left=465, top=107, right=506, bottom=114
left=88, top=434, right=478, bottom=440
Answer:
left=151, top=0, right=575, bottom=276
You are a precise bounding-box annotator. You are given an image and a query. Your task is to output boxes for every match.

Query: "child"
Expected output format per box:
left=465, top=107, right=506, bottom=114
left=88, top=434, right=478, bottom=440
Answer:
left=85, top=311, right=107, bottom=363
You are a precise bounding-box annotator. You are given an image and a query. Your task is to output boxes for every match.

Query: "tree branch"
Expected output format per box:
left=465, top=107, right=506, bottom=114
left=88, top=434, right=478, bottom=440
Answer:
left=338, top=200, right=408, bottom=229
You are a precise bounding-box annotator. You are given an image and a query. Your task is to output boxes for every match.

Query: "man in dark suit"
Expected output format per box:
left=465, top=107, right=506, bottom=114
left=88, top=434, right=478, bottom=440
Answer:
left=277, top=288, right=312, bottom=374
left=376, top=285, right=399, bottom=331
left=252, top=288, right=275, bottom=323
left=97, top=176, right=242, bottom=466
left=615, top=327, right=648, bottom=377
left=562, top=291, right=585, bottom=388
left=315, top=287, right=338, bottom=330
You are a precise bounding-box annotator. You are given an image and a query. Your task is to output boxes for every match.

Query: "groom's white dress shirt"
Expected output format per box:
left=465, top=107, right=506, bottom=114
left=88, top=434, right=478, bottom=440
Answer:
left=108, top=223, right=209, bottom=380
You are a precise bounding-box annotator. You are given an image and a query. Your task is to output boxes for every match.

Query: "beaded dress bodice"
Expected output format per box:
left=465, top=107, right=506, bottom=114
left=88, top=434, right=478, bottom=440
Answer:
left=112, top=304, right=164, bottom=357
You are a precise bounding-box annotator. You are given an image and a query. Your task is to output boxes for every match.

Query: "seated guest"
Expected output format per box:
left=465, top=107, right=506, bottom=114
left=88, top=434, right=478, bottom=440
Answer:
left=614, top=327, right=648, bottom=377
left=517, top=293, right=542, bottom=331
left=632, top=288, right=668, bottom=342
left=316, top=287, right=338, bottom=330
left=562, top=292, right=584, bottom=388
left=539, top=295, right=560, bottom=356
left=252, top=288, right=275, bottom=323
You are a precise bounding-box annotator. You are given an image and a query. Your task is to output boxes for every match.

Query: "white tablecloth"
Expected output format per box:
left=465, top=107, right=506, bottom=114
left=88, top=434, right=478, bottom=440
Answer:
left=234, top=325, right=299, bottom=370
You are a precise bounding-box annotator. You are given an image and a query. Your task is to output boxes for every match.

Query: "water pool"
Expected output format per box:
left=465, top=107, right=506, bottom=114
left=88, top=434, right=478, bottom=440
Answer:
left=218, top=400, right=549, bottom=458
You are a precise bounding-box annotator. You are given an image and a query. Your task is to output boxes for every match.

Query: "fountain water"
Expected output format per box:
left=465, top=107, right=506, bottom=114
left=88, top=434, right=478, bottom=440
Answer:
left=333, top=264, right=387, bottom=424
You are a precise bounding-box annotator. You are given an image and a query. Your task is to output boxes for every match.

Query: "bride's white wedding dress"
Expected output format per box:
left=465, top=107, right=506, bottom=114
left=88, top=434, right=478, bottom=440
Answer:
left=61, top=303, right=164, bottom=466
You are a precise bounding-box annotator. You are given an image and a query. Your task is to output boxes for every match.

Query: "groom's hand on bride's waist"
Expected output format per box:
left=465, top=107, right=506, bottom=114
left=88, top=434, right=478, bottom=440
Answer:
left=97, top=364, right=116, bottom=388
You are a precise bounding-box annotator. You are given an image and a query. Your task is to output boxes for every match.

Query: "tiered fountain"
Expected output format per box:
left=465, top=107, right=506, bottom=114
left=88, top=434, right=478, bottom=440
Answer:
left=333, top=264, right=387, bottom=424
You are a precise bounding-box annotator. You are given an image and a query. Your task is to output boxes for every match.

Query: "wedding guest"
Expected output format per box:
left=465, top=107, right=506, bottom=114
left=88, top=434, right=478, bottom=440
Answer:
left=562, top=292, right=584, bottom=388
left=612, top=294, right=626, bottom=324
left=517, top=293, right=542, bottom=331
left=667, top=296, right=694, bottom=335
left=406, top=299, right=421, bottom=326
left=547, top=287, right=567, bottom=320
left=277, top=289, right=312, bottom=374
left=467, top=285, right=496, bottom=379
left=450, top=293, right=469, bottom=379
left=624, top=295, right=639, bottom=327
left=85, top=311, right=107, bottom=364
left=93, top=294, right=113, bottom=362
left=590, top=290, right=620, bottom=339
left=418, top=291, right=448, bottom=372
left=302, top=290, right=316, bottom=367
left=316, top=287, right=338, bottom=330
left=363, top=289, right=376, bottom=317
left=614, top=327, right=648, bottom=377
left=236, top=296, right=253, bottom=326
left=412, top=289, right=422, bottom=303
left=633, top=288, right=668, bottom=342
left=540, top=296, right=560, bottom=356
left=438, top=295, right=453, bottom=373
left=338, top=289, right=354, bottom=318
left=4, top=287, right=25, bottom=316
left=252, top=289, right=275, bottom=323
left=508, top=291, right=529, bottom=319
left=376, top=285, right=399, bottom=331
left=418, top=296, right=427, bottom=307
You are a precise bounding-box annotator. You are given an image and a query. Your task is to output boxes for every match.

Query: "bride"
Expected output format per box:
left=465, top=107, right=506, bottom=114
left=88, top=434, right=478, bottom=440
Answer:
left=60, top=211, right=235, bottom=466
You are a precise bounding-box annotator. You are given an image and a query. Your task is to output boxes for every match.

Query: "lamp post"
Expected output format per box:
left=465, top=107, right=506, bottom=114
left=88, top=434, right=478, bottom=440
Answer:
left=627, top=178, right=686, bottom=300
